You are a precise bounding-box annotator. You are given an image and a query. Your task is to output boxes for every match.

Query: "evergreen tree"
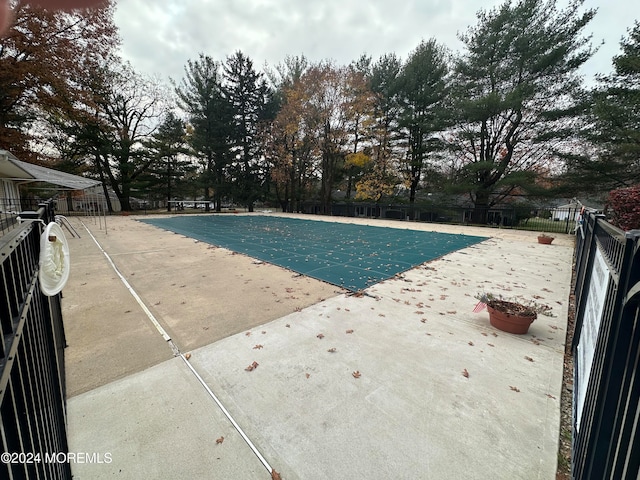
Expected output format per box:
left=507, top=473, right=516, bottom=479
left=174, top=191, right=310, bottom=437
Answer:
left=223, top=51, right=273, bottom=211
left=175, top=54, right=234, bottom=212
left=448, top=0, right=595, bottom=220
left=577, top=22, right=640, bottom=191
left=145, top=112, right=194, bottom=211
left=396, top=39, right=450, bottom=205
left=358, top=53, right=404, bottom=203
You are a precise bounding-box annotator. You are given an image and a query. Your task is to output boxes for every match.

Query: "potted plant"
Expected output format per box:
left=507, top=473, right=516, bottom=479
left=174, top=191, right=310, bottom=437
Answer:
left=537, top=233, right=554, bottom=244
left=475, top=293, right=553, bottom=334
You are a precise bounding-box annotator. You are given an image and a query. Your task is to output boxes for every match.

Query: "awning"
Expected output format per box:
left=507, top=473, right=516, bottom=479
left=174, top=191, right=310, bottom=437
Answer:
left=0, top=150, right=101, bottom=190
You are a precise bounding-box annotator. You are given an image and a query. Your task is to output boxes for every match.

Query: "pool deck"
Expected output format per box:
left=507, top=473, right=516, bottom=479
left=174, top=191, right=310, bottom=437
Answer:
left=63, top=213, right=575, bottom=479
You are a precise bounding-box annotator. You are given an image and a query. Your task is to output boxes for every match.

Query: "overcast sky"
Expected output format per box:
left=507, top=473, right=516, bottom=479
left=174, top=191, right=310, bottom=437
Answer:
left=113, top=0, right=639, bottom=85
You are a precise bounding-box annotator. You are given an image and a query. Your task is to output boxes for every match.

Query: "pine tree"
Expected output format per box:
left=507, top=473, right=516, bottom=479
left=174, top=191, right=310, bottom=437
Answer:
left=447, top=0, right=595, bottom=219
left=588, top=22, right=640, bottom=189
left=175, top=54, right=234, bottom=211
left=223, top=51, right=273, bottom=211
left=396, top=39, right=450, bottom=206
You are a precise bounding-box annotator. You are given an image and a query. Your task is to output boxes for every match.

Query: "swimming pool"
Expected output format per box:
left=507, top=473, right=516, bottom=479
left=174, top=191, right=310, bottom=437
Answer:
left=140, top=215, right=488, bottom=292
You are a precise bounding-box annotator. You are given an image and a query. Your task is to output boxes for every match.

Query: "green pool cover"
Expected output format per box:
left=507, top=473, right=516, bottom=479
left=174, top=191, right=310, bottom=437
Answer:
left=141, top=215, right=487, bottom=292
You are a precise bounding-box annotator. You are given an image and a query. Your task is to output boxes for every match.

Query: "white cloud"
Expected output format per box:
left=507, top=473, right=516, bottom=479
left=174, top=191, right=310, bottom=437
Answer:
left=113, top=0, right=640, bottom=84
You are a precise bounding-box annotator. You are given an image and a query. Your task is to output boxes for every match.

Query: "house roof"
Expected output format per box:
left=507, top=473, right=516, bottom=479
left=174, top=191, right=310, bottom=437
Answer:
left=0, top=150, right=100, bottom=190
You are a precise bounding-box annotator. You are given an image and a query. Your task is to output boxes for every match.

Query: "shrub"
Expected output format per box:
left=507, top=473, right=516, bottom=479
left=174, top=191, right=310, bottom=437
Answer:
left=607, top=184, right=640, bottom=231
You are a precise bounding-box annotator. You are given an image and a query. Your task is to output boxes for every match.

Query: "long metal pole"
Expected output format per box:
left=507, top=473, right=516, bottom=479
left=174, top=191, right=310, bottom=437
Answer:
left=80, top=220, right=273, bottom=474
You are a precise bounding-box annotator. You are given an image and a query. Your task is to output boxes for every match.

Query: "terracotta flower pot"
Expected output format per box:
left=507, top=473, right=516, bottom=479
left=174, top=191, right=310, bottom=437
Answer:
left=537, top=235, right=554, bottom=244
left=487, top=304, right=537, bottom=334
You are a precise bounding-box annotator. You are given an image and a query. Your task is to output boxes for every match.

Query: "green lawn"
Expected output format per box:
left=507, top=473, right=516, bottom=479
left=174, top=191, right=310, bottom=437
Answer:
left=517, top=216, right=575, bottom=234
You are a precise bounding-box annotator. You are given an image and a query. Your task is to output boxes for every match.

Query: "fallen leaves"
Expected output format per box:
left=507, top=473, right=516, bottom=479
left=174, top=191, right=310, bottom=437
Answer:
left=216, top=436, right=224, bottom=444
left=462, top=369, right=470, bottom=378
left=327, top=347, right=337, bottom=353
left=271, top=470, right=282, bottom=480
left=316, top=333, right=325, bottom=339
left=524, top=356, right=534, bottom=362
left=345, top=329, right=354, bottom=334
left=510, top=386, right=521, bottom=392
left=352, top=370, right=361, bottom=378
left=253, top=344, right=264, bottom=350
left=245, top=361, right=259, bottom=372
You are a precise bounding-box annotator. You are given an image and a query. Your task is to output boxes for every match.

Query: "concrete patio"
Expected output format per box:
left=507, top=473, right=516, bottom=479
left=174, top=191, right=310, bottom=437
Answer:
left=62, top=213, right=574, bottom=479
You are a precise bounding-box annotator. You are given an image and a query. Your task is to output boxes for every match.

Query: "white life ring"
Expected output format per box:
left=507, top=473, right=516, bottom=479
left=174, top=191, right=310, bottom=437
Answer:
left=39, top=222, right=70, bottom=296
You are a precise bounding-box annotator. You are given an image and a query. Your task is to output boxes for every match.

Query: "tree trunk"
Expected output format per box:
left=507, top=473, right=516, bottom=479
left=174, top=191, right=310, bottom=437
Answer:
left=472, top=190, right=491, bottom=224
left=166, top=156, right=173, bottom=212
left=95, top=155, right=114, bottom=213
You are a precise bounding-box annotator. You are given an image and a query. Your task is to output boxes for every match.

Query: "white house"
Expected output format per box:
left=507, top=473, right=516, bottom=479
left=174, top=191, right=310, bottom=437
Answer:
left=551, top=201, right=582, bottom=221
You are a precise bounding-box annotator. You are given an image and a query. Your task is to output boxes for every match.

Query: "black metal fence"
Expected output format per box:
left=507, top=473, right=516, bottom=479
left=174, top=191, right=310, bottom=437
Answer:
left=0, top=202, right=71, bottom=480
left=300, top=202, right=583, bottom=234
left=572, top=211, right=640, bottom=479
left=1, top=198, right=56, bottom=236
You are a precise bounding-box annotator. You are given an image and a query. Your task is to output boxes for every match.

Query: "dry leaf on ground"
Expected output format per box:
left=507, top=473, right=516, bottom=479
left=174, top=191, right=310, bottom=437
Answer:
left=510, top=386, right=521, bottom=392
left=317, top=333, right=325, bottom=339
left=253, top=345, right=263, bottom=350
left=216, top=436, right=224, bottom=444
left=245, top=361, right=259, bottom=372
left=352, top=370, right=361, bottom=378
left=462, top=369, right=470, bottom=378
left=346, top=329, right=354, bottom=334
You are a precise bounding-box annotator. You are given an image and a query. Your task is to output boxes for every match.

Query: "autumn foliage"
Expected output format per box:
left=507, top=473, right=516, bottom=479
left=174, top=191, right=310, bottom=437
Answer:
left=607, top=184, right=640, bottom=231
left=0, top=1, right=117, bottom=160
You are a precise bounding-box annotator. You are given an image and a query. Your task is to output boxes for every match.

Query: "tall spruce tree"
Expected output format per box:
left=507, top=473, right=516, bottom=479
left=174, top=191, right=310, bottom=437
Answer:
left=223, top=51, right=272, bottom=211
left=396, top=39, right=450, bottom=206
left=175, top=54, right=234, bottom=212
